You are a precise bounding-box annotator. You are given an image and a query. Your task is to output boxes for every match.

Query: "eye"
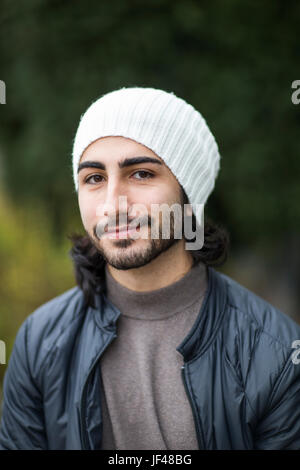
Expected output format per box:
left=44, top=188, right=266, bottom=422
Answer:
left=85, top=174, right=104, bottom=184
left=132, top=170, right=154, bottom=180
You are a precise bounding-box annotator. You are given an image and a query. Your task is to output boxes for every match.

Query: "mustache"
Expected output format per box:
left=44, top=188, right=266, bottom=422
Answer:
left=94, top=214, right=152, bottom=240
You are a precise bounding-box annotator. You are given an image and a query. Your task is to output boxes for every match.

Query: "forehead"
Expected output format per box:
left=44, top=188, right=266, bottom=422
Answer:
left=79, top=135, right=165, bottom=165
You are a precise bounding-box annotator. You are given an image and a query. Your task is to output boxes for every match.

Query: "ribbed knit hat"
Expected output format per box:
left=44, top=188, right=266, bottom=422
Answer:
left=72, top=87, right=221, bottom=227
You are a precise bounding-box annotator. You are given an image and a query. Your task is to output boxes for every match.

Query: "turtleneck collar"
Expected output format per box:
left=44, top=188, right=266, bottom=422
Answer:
left=104, top=261, right=208, bottom=320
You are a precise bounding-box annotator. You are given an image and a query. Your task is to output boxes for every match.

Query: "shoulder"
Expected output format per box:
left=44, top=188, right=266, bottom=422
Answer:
left=217, top=270, right=300, bottom=425
left=12, top=286, right=87, bottom=380
left=215, top=270, right=300, bottom=392
left=218, top=270, right=300, bottom=349
left=27, top=285, right=86, bottom=331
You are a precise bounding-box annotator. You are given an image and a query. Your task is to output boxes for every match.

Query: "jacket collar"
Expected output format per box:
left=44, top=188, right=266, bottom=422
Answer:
left=176, top=266, right=228, bottom=361
left=92, top=265, right=228, bottom=362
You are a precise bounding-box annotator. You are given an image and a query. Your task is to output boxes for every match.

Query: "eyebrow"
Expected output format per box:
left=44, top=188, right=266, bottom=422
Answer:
left=77, top=156, right=163, bottom=173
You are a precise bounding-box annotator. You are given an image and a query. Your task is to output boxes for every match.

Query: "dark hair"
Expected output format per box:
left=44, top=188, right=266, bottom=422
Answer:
left=68, top=188, right=230, bottom=307
left=180, top=187, right=230, bottom=269
left=68, top=233, right=106, bottom=308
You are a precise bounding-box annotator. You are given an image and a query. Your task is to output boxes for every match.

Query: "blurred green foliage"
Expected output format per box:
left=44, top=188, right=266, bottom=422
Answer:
left=0, top=190, right=75, bottom=388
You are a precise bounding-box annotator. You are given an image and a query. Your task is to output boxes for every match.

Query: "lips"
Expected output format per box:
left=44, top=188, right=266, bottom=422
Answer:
left=106, top=225, right=129, bottom=234
left=103, top=223, right=143, bottom=239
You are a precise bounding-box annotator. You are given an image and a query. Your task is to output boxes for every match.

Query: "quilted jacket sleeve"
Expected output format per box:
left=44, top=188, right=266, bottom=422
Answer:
left=0, top=317, right=48, bottom=450
left=253, top=351, right=300, bottom=449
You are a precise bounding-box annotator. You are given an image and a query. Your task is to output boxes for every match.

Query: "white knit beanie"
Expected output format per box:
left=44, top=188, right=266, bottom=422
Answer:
left=72, top=87, right=221, bottom=227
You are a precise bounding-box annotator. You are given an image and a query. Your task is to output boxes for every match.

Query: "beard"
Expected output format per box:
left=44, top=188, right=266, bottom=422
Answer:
left=86, top=209, right=183, bottom=271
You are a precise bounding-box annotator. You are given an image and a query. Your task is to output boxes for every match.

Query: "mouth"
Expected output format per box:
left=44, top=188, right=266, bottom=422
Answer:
left=104, top=224, right=142, bottom=239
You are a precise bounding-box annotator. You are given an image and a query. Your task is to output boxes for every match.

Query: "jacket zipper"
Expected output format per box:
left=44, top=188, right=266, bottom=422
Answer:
left=181, top=363, right=205, bottom=450
left=80, top=331, right=117, bottom=450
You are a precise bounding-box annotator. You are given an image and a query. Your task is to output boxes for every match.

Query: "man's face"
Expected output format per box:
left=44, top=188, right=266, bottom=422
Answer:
left=77, top=136, right=185, bottom=270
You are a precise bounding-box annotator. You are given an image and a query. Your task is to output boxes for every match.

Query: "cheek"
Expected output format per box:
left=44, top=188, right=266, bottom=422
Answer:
left=139, top=187, right=171, bottom=205
left=78, top=194, right=97, bottom=229
left=144, top=186, right=178, bottom=208
left=135, top=189, right=178, bottom=225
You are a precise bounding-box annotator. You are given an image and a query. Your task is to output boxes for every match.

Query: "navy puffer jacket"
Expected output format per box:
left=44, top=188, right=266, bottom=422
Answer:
left=1, top=266, right=300, bottom=449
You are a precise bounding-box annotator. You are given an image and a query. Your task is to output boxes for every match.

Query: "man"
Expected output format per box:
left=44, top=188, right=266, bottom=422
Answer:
left=1, top=87, right=300, bottom=450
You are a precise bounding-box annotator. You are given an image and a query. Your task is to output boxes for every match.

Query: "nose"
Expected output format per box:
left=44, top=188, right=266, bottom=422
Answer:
left=96, top=177, right=129, bottom=222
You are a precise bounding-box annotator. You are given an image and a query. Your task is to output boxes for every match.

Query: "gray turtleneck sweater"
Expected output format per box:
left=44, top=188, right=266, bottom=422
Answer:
left=99, top=260, right=208, bottom=450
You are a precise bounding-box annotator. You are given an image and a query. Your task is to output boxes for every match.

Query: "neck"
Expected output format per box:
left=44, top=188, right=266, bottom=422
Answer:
left=106, top=239, right=194, bottom=292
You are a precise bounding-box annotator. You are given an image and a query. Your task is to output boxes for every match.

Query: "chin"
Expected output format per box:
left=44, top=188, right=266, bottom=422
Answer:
left=101, top=236, right=148, bottom=254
